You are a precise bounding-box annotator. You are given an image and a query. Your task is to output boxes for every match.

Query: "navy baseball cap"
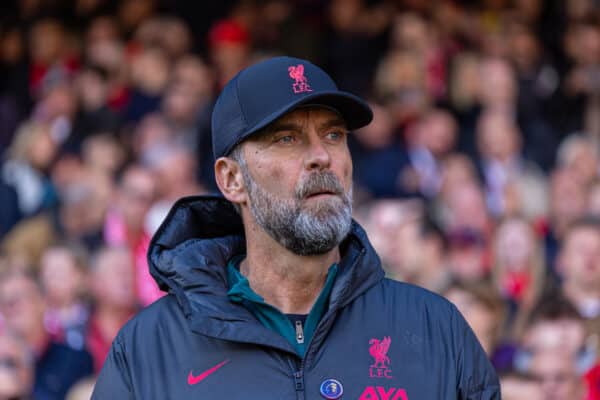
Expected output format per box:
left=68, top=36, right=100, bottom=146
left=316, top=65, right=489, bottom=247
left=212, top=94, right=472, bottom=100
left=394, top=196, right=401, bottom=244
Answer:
left=211, top=56, right=373, bottom=159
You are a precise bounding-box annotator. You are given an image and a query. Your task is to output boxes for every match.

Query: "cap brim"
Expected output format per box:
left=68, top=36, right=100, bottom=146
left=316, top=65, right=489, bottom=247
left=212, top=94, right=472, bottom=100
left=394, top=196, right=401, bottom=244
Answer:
left=223, top=91, right=373, bottom=156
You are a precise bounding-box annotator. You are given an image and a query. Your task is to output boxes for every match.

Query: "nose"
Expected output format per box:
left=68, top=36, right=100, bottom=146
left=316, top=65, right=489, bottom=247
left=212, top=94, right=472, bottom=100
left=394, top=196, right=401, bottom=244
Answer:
left=303, top=136, right=331, bottom=171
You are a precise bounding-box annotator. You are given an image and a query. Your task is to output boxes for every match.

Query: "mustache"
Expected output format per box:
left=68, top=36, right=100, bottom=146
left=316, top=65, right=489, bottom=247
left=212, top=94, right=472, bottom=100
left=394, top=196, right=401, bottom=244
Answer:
left=295, top=171, right=345, bottom=199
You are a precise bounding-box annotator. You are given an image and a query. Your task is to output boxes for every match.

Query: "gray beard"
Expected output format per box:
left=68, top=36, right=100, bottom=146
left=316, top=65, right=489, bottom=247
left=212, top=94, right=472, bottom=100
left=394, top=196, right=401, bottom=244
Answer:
left=242, top=167, right=353, bottom=256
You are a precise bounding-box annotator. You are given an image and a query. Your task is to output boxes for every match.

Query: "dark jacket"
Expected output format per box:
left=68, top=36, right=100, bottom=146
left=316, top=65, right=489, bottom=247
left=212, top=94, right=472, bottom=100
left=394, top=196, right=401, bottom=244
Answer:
left=92, top=196, right=500, bottom=399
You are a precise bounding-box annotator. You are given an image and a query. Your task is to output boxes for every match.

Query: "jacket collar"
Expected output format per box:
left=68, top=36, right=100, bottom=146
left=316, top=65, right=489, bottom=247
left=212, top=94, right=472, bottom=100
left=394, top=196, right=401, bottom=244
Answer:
left=148, top=195, right=385, bottom=349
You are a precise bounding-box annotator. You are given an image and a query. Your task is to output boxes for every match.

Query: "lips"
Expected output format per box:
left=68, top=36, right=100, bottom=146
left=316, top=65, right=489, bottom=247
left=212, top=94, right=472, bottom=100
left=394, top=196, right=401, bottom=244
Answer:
left=305, top=190, right=337, bottom=198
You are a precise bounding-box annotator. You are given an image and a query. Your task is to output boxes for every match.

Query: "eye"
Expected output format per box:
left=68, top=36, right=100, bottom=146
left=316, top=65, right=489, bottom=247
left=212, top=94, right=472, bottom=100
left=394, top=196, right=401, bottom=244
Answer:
left=325, top=130, right=347, bottom=142
left=274, top=133, right=297, bottom=144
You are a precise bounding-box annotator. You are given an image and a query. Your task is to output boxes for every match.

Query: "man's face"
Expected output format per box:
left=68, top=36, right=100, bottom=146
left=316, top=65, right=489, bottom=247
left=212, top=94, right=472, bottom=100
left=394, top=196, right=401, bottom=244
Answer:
left=560, top=226, right=600, bottom=289
left=529, top=351, right=583, bottom=400
left=0, top=276, right=45, bottom=338
left=239, top=107, right=353, bottom=255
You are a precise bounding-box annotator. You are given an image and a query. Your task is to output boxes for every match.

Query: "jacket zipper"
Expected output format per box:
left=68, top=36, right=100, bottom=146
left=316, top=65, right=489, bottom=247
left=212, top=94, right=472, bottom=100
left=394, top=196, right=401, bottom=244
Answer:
left=295, top=320, right=304, bottom=344
left=290, top=249, right=365, bottom=400
left=294, top=370, right=304, bottom=400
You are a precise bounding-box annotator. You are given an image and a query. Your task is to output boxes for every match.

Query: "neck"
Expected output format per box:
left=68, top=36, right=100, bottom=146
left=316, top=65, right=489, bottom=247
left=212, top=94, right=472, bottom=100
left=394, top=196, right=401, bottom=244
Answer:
left=240, top=221, right=340, bottom=315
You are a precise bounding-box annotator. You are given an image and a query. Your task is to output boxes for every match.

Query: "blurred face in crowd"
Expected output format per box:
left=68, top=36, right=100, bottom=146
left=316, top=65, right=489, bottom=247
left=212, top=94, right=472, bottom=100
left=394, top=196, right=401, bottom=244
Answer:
left=559, top=224, right=600, bottom=291
left=477, top=111, right=521, bottom=162
left=522, top=318, right=586, bottom=356
left=559, top=137, right=599, bottom=185
left=493, top=218, right=541, bottom=303
left=59, top=180, right=108, bottom=237
left=550, top=169, right=587, bottom=233
left=565, top=22, right=600, bottom=67
left=82, top=133, right=126, bottom=177
left=160, top=17, right=192, bottom=59
left=449, top=53, right=481, bottom=110
left=162, top=84, right=202, bottom=125
left=76, top=67, right=109, bottom=111
left=172, top=56, right=214, bottom=102
left=447, top=230, right=488, bottom=283
left=151, top=146, right=197, bottom=197
left=500, top=375, right=543, bottom=400
left=439, top=154, right=478, bottom=199
left=0, top=333, right=33, bottom=400
left=130, top=48, right=169, bottom=95
left=86, top=16, right=120, bottom=45
left=375, top=51, right=428, bottom=124
left=38, top=82, right=77, bottom=120
left=494, top=218, right=536, bottom=271
left=444, top=286, right=499, bottom=354
left=478, top=58, right=517, bottom=108
left=353, top=102, right=394, bottom=149
left=0, top=275, right=45, bottom=342
left=362, top=200, right=421, bottom=273
left=132, top=114, right=173, bottom=158
left=26, top=124, right=57, bottom=171
left=391, top=13, right=431, bottom=52
left=507, top=23, right=541, bottom=73
left=85, top=38, right=125, bottom=77
left=28, top=19, right=65, bottom=64
left=387, top=212, right=423, bottom=280
left=0, top=28, right=24, bottom=64
left=224, top=107, right=353, bottom=256
left=117, top=0, right=155, bottom=33
left=418, top=109, right=457, bottom=157
left=91, top=247, right=136, bottom=310
left=40, top=247, right=85, bottom=308
left=444, top=182, right=489, bottom=233
left=329, top=0, right=363, bottom=32
left=117, top=166, right=156, bottom=233
left=529, top=351, right=584, bottom=400
left=588, top=182, right=600, bottom=217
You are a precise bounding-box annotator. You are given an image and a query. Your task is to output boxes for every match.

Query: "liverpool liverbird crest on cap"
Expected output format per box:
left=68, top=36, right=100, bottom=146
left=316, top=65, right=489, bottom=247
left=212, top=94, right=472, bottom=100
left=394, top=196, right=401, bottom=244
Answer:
left=211, top=56, right=373, bottom=159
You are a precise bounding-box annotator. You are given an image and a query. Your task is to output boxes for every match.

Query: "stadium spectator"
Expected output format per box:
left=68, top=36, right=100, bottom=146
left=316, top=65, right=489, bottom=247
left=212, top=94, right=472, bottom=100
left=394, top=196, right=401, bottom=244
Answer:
left=39, top=244, right=89, bottom=350
left=86, top=246, right=137, bottom=373
left=545, top=168, right=589, bottom=269
left=557, top=217, right=600, bottom=319
left=1, top=178, right=105, bottom=266
left=0, top=330, right=34, bottom=400
left=444, top=281, right=506, bottom=356
left=103, top=164, right=161, bottom=305
left=349, top=102, right=406, bottom=198
left=475, top=109, right=547, bottom=219
left=492, top=217, right=546, bottom=338
left=398, top=108, right=458, bottom=198
left=0, top=270, right=93, bottom=400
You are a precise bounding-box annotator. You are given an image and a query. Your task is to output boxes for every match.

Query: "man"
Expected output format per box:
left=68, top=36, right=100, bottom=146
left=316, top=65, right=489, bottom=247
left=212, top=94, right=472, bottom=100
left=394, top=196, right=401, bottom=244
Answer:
left=93, top=56, right=499, bottom=399
left=557, top=217, right=600, bottom=319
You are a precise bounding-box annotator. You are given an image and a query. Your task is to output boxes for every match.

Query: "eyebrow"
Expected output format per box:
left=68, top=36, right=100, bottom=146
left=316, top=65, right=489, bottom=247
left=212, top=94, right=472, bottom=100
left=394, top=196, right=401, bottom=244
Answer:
left=318, top=117, right=347, bottom=131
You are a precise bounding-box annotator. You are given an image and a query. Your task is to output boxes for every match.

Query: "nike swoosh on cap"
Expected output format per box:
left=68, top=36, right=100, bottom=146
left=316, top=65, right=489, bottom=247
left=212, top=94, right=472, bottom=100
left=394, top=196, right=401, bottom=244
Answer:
left=187, top=359, right=231, bottom=385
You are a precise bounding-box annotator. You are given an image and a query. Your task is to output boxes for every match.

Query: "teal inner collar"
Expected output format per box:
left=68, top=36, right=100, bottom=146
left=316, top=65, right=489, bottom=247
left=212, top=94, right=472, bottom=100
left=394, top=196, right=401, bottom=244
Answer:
left=227, top=254, right=338, bottom=357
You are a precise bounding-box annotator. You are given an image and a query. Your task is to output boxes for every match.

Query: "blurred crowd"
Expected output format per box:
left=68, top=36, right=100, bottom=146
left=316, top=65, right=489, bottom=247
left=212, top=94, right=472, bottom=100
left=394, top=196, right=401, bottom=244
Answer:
left=0, top=0, right=599, bottom=398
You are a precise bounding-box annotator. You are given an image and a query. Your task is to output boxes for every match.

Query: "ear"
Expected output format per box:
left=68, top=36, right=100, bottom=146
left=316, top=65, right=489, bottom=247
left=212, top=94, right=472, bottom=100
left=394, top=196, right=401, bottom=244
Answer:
left=214, top=156, right=247, bottom=206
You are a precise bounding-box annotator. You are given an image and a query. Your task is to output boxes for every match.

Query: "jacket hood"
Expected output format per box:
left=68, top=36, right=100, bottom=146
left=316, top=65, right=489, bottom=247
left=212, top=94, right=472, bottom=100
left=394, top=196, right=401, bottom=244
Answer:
left=148, top=195, right=385, bottom=329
